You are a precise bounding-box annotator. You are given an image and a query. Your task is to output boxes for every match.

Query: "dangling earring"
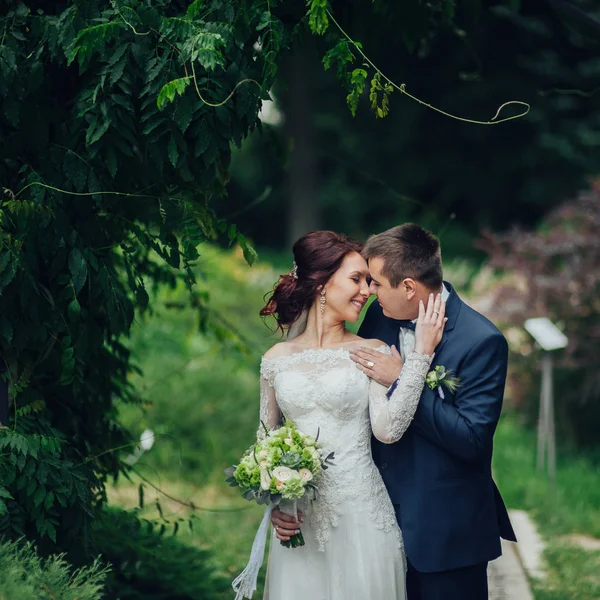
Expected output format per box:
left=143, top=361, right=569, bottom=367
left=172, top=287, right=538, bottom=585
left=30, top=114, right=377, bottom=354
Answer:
left=320, top=289, right=326, bottom=315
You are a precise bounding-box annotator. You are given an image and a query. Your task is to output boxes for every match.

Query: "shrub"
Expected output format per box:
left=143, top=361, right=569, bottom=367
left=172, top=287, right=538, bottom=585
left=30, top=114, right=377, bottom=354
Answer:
left=476, top=183, right=600, bottom=448
left=94, top=508, right=229, bottom=600
left=0, top=538, right=108, bottom=600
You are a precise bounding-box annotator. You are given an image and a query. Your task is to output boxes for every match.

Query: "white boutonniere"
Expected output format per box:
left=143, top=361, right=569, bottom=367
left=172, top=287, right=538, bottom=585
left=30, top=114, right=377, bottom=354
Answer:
left=425, top=365, right=460, bottom=399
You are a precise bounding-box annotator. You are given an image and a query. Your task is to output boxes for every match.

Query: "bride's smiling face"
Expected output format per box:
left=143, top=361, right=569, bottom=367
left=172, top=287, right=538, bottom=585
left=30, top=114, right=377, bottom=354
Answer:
left=322, top=252, right=370, bottom=322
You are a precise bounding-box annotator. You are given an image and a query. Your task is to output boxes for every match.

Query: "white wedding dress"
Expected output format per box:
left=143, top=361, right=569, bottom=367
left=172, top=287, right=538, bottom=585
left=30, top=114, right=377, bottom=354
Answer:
left=259, top=344, right=433, bottom=600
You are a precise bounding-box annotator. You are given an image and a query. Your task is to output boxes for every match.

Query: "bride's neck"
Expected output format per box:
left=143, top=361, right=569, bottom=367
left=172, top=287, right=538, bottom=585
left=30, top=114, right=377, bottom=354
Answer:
left=299, top=305, right=347, bottom=348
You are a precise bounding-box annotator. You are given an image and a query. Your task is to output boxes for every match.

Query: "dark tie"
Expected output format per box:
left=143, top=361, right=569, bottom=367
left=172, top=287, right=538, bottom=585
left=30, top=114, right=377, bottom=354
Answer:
left=396, top=320, right=416, bottom=331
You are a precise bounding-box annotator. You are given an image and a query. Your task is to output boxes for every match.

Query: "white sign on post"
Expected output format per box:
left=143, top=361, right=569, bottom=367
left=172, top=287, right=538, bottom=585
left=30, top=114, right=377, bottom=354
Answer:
left=524, top=318, right=568, bottom=351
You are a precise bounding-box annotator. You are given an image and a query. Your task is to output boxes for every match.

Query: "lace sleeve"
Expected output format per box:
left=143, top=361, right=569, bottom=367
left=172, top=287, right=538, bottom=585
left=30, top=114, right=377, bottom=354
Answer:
left=369, top=351, right=433, bottom=444
left=258, top=358, right=281, bottom=439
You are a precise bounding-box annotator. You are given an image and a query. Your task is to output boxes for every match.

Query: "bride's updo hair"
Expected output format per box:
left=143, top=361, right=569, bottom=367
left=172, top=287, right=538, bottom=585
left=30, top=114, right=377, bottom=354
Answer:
left=260, top=230, right=363, bottom=332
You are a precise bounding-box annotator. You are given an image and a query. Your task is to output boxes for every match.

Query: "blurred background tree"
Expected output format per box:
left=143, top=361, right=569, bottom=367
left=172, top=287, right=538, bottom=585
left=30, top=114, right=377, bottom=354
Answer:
left=226, top=0, right=600, bottom=255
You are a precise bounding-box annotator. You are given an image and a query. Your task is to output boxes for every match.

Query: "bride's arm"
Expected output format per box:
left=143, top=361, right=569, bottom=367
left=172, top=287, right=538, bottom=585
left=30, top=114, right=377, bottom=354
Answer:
left=258, top=357, right=281, bottom=438
left=369, top=350, right=433, bottom=444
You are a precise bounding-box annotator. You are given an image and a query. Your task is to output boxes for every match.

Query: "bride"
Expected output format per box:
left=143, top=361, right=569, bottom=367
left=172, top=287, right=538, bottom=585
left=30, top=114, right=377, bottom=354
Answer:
left=256, top=230, right=445, bottom=600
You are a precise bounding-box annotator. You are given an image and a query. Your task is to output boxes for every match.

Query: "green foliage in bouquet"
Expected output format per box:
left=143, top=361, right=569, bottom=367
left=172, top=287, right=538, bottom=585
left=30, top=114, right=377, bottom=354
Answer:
left=226, top=420, right=334, bottom=548
left=0, top=538, right=109, bottom=600
left=227, top=420, right=333, bottom=503
left=93, top=508, right=230, bottom=600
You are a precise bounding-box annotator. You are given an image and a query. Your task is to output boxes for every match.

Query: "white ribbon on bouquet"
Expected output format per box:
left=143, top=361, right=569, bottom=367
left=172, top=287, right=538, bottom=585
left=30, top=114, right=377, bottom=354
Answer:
left=232, top=505, right=274, bottom=600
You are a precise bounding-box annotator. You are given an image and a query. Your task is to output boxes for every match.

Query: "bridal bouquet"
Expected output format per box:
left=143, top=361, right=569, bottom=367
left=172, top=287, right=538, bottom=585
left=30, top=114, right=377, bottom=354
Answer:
left=225, top=420, right=334, bottom=548
left=227, top=421, right=334, bottom=599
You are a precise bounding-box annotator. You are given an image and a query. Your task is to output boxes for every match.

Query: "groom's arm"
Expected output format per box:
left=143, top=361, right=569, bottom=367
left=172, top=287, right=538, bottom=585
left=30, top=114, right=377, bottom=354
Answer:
left=410, top=333, right=508, bottom=463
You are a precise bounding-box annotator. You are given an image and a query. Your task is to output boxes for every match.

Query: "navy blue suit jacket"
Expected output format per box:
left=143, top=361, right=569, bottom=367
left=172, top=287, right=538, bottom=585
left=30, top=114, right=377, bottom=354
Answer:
left=358, top=282, right=516, bottom=573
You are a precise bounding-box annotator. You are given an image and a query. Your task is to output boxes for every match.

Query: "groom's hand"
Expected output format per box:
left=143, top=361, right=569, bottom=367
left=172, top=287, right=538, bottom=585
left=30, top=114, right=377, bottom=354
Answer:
left=271, top=507, right=303, bottom=542
left=351, top=346, right=403, bottom=387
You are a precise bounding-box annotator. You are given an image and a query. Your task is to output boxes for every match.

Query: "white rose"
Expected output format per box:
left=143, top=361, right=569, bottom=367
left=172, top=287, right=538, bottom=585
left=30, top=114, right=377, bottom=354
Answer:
left=259, top=460, right=267, bottom=468
left=259, top=449, right=268, bottom=459
left=298, top=468, right=313, bottom=482
left=309, top=447, right=321, bottom=461
left=284, top=438, right=293, bottom=446
left=272, top=466, right=295, bottom=483
left=260, top=468, right=271, bottom=491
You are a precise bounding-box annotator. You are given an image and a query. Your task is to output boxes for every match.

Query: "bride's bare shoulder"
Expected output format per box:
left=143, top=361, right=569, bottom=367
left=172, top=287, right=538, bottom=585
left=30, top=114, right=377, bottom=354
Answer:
left=263, top=341, right=301, bottom=359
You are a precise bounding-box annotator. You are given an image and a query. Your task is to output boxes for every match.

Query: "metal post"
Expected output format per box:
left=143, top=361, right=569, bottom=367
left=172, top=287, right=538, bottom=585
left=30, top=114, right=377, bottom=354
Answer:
left=537, top=352, right=556, bottom=486
left=536, top=355, right=547, bottom=471
left=544, top=353, right=557, bottom=487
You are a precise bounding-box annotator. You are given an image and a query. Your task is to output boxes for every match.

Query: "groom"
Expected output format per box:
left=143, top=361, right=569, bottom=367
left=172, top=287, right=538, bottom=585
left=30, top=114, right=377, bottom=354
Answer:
left=351, top=223, right=516, bottom=600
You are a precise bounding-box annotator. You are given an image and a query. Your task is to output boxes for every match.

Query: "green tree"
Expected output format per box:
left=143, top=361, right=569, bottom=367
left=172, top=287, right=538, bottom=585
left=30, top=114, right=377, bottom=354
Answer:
left=0, top=0, right=284, bottom=558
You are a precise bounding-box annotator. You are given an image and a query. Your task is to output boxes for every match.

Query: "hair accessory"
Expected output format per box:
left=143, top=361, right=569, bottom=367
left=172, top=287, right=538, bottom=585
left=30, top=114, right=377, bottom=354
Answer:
left=290, top=261, right=299, bottom=280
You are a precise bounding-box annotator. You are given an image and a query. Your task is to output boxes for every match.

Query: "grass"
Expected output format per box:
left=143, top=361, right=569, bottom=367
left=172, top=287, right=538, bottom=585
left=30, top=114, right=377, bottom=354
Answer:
left=108, top=245, right=599, bottom=599
left=533, top=543, right=600, bottom=600
left=493, top=414, right=600, bottom=599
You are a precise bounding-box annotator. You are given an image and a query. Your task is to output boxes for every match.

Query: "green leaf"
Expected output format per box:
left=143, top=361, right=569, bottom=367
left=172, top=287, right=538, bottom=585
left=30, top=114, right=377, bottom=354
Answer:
left=0, top=316, right=13, bottom=344
left=191, top=32, right=226, bottom=71
left=307, top=0, right=329, bottom=35
left=0, top=486, right=14, bottom=500
left=87, top=118, right=111, bottom=146
left=186, top=0, right=205, bottom=19
left=157, top=77, right=192, bottom=111
left=347, top=68, right=368, bottom=117
left=46, top=521, right=57, bottom=543
left=256, top=11, right=271, bottom=31
left=0, top=252, right=10, bottom=273
left=0, top=46, right=17, bottom=72
left=106, top=147, right=118, bottom=178
left=34, top=486, right=46, bottom=507
left=236, top=233, right=258, bottom=266
left=168, top=136, right=179, bottom=168
left=228, top=224, right=237, bottom=244
left=44, top=491, right=54, bottom=510
left=0, top=259, right=17, bottom=288
left=194, top=119, right=212, bottom=157
left=69, top=248, right=88, bottom=295
left=68, top=298, right=81, bottom=320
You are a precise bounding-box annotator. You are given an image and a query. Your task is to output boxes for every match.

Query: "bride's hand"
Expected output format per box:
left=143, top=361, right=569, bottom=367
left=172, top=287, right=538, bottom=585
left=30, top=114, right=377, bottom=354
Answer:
left=271, top=507, right=303, bottom=542
left=414, top=293, right=447, bottom=356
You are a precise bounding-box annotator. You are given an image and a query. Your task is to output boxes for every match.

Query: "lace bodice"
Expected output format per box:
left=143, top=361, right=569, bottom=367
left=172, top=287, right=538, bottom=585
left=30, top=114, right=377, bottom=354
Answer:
left=258, top=345, right=432, bottom=551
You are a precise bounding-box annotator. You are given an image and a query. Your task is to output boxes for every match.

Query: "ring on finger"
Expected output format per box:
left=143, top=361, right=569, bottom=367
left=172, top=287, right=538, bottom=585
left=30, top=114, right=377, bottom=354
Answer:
left=367, top=361, right=375, bottom=368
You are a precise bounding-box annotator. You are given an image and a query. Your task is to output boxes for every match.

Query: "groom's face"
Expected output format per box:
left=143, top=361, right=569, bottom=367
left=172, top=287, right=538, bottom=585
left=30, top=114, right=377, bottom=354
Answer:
left=367, top=257, right=417, bottom=320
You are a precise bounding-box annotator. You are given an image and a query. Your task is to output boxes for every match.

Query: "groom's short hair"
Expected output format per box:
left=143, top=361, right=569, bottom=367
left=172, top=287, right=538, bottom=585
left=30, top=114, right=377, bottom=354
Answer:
left=362, top=224, right=443, bottom=289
